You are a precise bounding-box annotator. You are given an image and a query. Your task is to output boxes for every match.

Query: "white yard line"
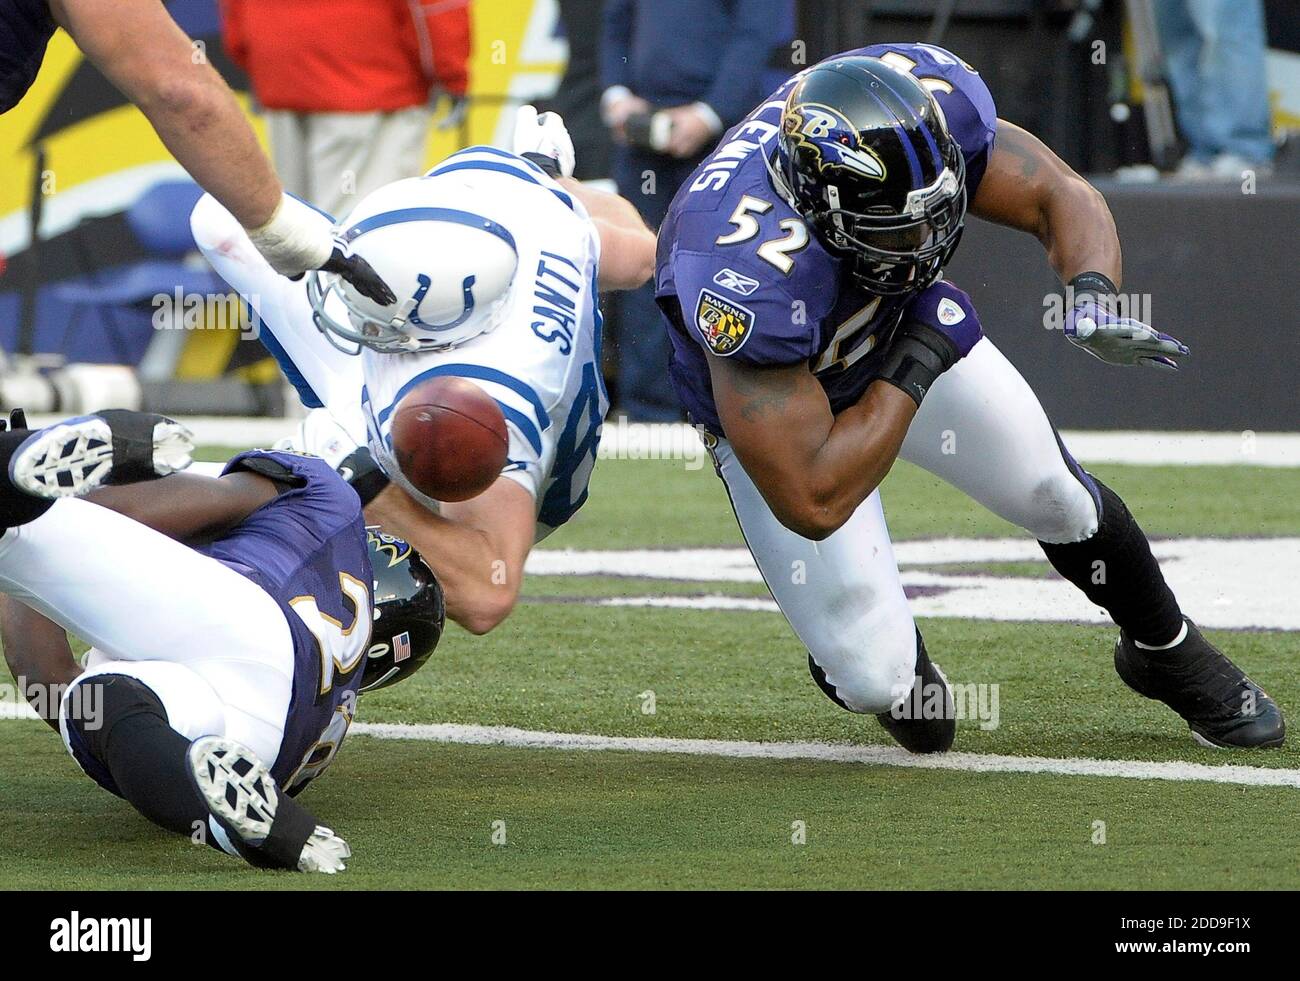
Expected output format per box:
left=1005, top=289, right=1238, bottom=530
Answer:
left=528, top=538, right=1300, bottom=630
left=4, top=705, right=1294, bottom=787
left=24, top=417, right=1300, bottom=466
left=351, top=721, right=1300, bottom=789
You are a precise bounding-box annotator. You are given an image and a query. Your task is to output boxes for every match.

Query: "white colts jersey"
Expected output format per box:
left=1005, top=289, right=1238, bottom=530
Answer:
left=358, top=148, right=609, bottom=538
left=190, top=146, right=609, bottom=540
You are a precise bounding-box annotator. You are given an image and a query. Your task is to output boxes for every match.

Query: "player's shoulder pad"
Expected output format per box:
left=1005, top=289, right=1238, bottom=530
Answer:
left=905, top=280, right=983, bottom=349
left=854, top=42, right=998, bottom=189
left=668, top=248, right=832, bottom=364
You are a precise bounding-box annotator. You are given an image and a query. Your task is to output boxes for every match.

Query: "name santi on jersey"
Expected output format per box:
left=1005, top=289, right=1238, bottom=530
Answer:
left=531, top=250, right=584, bottom=354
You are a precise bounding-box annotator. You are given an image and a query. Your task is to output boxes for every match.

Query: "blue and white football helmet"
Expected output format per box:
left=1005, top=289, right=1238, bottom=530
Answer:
left=307, top=176, right=520, bottom=353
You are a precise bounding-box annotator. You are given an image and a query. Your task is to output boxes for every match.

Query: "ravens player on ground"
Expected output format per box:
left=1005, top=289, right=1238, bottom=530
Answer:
left=0, top=410, right=443, bottom=871
left=656, top=43, right=1283, bottom=752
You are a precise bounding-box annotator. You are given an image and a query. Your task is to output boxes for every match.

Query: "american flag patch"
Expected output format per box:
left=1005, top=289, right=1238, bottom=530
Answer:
left=393, top=631, right=412, bottom=663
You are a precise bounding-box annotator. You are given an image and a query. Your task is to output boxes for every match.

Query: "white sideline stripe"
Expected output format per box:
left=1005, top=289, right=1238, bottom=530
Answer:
left=23, top=417, right=1300, bottom=467
left=351, top=722, right=1300, bottom=789
left=4, top=707, right=1293, bottom=787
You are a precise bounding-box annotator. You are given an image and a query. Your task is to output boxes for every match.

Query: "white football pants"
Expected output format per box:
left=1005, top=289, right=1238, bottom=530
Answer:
left=0, top=499, right=294, bottom=767
left=714, top=338, right=1100, bottom=714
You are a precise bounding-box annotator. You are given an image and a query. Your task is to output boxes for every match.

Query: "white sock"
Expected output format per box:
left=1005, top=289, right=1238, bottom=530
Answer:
left=1134, top=620, right=1188, bottom=651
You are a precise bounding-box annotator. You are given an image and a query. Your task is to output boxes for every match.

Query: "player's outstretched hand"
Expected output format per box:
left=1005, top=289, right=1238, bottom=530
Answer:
left=513, top=105, right=576, bottom=178
left=1063, top=291, right=1188, bottom=371
left=246, top=193, right=396, bottom=305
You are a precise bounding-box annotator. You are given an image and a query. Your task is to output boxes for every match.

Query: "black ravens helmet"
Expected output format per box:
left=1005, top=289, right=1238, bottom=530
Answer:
left=362, top=528, right=446, bottom=694
left=774, top=56, right=967, bottom=295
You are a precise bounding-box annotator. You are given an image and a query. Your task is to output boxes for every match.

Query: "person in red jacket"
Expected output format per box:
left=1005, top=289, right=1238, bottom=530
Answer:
left=220, top=0, right=471, bottom=218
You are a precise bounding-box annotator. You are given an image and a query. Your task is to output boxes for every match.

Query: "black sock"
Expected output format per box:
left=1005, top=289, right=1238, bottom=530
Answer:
left=0, top=429, right=55, bottom=527
left=1039, top=479, right=1184, bottom=646
left=68, top=675, right=209, bottom=837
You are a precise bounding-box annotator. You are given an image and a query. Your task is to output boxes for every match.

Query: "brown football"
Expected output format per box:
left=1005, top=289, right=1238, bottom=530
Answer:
left=390, top=376, right=509, bottom=502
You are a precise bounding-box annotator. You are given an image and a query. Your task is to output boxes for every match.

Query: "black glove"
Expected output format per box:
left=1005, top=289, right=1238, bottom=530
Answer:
left=320, top=248, right=397, bottom=306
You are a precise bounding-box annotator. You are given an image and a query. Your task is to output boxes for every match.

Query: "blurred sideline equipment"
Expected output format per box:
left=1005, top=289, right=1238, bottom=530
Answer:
left=1125, top=0, right=1179, bottom=169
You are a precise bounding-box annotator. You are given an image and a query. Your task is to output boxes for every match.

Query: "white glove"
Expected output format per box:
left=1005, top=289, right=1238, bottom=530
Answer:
left=512, top=105, right=576, bottom=178
left=245, top=193, right=397, bottom=305
left=274, top=408, right=360, bottom=471
left=244, top=193, right=335, bottom=278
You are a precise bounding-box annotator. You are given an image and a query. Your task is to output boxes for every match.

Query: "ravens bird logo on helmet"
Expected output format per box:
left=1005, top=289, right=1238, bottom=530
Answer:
left=782, top=103, right=887, bottom=183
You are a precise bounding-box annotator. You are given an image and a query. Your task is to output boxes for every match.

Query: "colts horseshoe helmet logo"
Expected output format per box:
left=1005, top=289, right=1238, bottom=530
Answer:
left=782, top=102, right=887, bottom=183
left=404, top=273, right=478, bottom=331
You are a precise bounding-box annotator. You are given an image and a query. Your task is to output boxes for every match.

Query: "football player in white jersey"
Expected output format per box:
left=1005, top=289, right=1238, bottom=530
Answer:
left=192, top=108, right=656, bottom=635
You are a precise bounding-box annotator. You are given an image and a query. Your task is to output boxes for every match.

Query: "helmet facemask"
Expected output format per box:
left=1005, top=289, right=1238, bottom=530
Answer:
left=774, top=59, right=970, bottom=297
left=820, top=147, right=967, bottom=295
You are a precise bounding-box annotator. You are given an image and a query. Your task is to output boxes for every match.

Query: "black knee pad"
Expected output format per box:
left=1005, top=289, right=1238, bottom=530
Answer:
left=65, top=674, right=169, bottom=798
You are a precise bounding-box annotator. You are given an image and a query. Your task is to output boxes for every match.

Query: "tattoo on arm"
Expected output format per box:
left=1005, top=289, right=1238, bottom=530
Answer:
left=995, top=126, right=1042, bottom=178
left=728, top=364, right=801, bottom=423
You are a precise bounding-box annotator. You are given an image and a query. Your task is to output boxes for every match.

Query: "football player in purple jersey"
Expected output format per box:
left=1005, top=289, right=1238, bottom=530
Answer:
left=0, top=409, right=443, bottom=872
left=655, top=44, right=1282, bottom=752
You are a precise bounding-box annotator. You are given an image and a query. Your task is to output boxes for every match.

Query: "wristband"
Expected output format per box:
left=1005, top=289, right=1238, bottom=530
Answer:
left=339, top=446, right=390, bottom=506
left=1067, top=271, right=1118, bottom=303
left=876, top=326, right=959, bottom=408
left=522, top=152, right=562, bottom=179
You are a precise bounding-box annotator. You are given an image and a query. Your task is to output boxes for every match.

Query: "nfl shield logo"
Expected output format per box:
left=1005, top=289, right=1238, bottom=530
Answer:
left=393, top=631, right=412, bottom=663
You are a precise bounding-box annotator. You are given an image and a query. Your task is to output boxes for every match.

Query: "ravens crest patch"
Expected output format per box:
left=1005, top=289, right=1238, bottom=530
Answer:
left=695, top=288, right=755, bottom=357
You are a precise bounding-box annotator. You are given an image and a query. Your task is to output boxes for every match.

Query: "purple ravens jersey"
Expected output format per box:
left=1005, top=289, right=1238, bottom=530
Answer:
left=199, top=450, right=373, bottom=793
left=655, top=43, right=998, bottom=434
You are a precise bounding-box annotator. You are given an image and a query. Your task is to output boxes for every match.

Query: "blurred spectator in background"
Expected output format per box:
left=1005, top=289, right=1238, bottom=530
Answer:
left=1155, top=0, right=1275, bottom=179
left=220, top=0, right=471, bottom=218
left=600, top=0, right=794, bottom=422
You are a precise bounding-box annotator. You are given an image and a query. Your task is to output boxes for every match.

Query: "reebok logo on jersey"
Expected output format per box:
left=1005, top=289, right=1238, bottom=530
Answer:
left=695, top=289, right=755, bottom=356
left=937, top=298, right=966, bottom=326
left=712, top=268, right=761, bottom=296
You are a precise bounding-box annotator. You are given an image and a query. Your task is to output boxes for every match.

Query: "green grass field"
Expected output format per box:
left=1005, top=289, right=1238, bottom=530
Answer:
left=1, top=454, right=1297, bottom=889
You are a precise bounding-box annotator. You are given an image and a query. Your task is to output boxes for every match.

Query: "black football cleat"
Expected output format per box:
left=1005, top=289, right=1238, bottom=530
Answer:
left=8, top=409, right=192, bottom=500
left=188, top=736, right=350, bottom=873
left=875, top=634, right=956, bottom=754
left=1115, top=619, right=1285, bottom=749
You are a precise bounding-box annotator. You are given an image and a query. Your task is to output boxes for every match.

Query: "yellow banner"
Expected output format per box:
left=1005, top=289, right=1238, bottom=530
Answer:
left=0, top=0, right=562, bottom=235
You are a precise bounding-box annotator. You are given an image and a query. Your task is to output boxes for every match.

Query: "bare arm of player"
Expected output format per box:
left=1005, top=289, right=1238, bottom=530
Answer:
left=86, top=472, right=280, bottom=545
left=50, top=0, right=283, bottom=229
left=556, top=178, right=657, bottom=291
left=0, top=596, right=80, bottom=731
left=364, top=478, right=537, bottom=636
left=970, top=120, right=1122, bottom=286
left=708, top=357, right=917, bottom=541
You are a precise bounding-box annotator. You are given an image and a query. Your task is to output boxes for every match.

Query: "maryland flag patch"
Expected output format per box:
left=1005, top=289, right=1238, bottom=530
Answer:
left=695, top=288, right=756, bottom=357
